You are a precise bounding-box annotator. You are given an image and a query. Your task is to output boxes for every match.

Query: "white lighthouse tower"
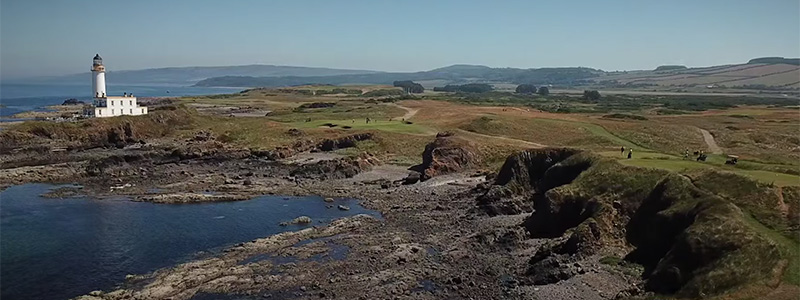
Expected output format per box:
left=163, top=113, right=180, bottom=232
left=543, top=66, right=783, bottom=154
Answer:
left=92, top=54, right=107, bottom=98
left=86, top=54, right=148, bottom=118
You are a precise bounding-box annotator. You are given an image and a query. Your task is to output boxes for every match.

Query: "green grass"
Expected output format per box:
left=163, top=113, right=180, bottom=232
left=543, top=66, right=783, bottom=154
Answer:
left=618, top=156, right=800, bottom=187
left=578, top=121, right=645, bottom=150
left=600, top=255, right=623, bottom=265
left=742, top=213, right=800, bottom=285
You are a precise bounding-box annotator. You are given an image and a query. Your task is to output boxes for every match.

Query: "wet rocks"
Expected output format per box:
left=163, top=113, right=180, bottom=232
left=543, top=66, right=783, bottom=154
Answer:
left=337, top=205, right=350, bottom=211
left=137, top=193, right=249, bottom=204
left=280, top=216, right=313, bottom=226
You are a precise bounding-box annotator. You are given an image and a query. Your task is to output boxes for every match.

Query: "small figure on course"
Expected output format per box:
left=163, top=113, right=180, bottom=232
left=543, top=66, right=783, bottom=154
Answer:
left=621, top=146, right=625, bottom=155
left=627, top=148, right=633, bottom=159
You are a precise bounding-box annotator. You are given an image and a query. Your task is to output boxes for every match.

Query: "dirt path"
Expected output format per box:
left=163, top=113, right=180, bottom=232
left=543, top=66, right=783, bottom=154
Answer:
left=456, top=129, right=547, bottom=148
left=776, top=187, right=789, bottom=216
left=388, top=103, right=419, bottom=121
left=698, top=128, right=723, bottom=154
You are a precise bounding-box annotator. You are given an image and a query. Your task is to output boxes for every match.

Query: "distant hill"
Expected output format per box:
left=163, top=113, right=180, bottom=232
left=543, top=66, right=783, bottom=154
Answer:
left=15, top=57, right=798, bottom=91
left=654, top=65, right=688, bottom=71
left=747, top=57, right=800, bottom=65
left=19, top=65, right=382, bottom=86
left=194, top=65, right=603, bottom=87
left=595, top=58, right=800, bottom=90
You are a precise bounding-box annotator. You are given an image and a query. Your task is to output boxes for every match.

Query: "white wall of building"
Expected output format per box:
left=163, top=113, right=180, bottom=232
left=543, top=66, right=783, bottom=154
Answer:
left=93, top=71, right=106, bottom=98
left=91, top=96, right=148, bottom=118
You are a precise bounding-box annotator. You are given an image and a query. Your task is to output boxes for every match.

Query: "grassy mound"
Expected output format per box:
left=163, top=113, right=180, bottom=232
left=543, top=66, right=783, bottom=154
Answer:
left=483, top=150, right=796, bottom=298
left=0, top=105, right=195, bottom=151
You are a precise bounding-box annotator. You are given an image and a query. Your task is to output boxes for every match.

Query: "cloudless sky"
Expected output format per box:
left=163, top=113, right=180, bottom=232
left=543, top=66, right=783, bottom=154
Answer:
left=1, top=0, right=798, bottom=79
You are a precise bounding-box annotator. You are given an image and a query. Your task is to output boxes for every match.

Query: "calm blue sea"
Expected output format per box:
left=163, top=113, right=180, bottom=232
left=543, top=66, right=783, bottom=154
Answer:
left=0, top=184, right=380, bottom=300
left=0, top=83, right=242, bottom=117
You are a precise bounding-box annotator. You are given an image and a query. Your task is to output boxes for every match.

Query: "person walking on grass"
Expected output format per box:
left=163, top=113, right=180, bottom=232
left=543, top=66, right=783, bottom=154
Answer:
left=621, top=146, right=625, bottom=156
left=627, top=148, right=633, bottom=159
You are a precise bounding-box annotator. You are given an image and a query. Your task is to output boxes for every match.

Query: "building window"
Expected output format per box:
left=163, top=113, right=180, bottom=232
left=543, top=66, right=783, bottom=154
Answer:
left=112, top=109, right=115, bottom=114
left=129, top=100, right=132, bottom=106
left=129, top=109, right=132, bottom=114
left=111, top=100, right=114, bottom=106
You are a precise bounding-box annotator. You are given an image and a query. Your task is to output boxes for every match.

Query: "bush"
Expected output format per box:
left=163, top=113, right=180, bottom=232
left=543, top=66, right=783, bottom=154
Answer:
left=515, top=84, right=537, bottom=94
left=583, top=90, right=601, bottom=101
left=537, top=86, right=550, bottom=96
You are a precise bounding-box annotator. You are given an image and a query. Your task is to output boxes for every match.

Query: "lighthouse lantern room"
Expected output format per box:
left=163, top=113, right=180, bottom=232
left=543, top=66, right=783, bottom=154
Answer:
left=86, top=54, right=148, bottom=118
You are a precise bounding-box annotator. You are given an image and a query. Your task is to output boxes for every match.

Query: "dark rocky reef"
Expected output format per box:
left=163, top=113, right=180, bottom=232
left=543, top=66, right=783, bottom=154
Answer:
left=62, top=98, right=85, bottom=105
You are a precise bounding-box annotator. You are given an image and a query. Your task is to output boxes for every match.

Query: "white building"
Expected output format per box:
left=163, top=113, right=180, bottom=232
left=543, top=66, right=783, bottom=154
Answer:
left=85, top=54, right=148, bottom=118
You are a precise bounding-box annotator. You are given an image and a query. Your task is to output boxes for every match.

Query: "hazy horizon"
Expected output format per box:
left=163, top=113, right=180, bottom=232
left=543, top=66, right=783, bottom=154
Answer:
left=2, top=0, right=798, bottom=79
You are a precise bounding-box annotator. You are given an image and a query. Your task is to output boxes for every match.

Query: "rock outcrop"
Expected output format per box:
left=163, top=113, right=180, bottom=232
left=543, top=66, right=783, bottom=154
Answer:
left=411, top=132, right=479, bottom=181
left=477, top=148, right=588, bottom=215
left=251, top=139, right=316, bottom=160
left=290, top=152, right=379, bottom=180
left=62, top=98, right=84, bottom=105
left=317, top=133, right=373, bottom=152
left=479, top=151, right=786, bottom=298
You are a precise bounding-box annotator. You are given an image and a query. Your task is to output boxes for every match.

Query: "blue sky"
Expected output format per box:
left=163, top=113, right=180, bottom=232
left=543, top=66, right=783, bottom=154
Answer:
left=1, top=0, right=798, bottom=78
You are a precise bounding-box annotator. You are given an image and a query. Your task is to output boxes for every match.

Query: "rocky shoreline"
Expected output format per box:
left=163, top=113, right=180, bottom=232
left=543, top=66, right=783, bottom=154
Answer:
left=2, top=123, right=794, bottom=300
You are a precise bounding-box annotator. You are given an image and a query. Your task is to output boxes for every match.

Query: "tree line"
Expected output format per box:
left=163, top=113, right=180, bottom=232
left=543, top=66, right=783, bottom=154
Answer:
left=433, top=83, right=493, bottom=93
left=514, top=84, right=549, bottom=95
left=393, top=81, right=425, bottom=93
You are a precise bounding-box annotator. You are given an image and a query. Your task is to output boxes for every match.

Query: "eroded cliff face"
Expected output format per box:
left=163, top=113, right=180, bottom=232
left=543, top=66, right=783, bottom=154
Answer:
left=477, top=148, right=589, bottom=216
left=411, top=132, right=479, bottom=181
left=477, top=149, right=785, bottom=298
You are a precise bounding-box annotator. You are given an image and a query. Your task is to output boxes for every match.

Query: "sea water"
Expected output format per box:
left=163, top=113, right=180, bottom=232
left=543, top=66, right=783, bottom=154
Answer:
left=0, top=184, right=380, bottom=300
left=0, top=83, right=241, bottom=117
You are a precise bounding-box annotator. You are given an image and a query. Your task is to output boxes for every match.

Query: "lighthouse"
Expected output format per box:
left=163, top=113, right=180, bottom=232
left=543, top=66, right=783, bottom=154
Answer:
left=92, top=54, right=107, bottom=98
left=86, top=54, right=148, bottom=118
